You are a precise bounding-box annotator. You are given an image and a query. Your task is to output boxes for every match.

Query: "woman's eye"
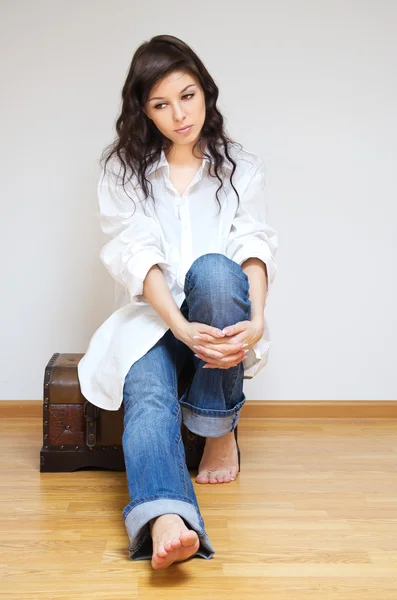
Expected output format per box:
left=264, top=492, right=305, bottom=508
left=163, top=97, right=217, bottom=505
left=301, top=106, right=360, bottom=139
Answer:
left=154, top=93, right=194, bottom=110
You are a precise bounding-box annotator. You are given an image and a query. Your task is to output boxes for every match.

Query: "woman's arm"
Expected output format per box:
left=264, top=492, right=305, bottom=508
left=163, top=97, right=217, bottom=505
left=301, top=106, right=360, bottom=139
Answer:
left=142, top=264, right=188, bottom=336
left=241, top=257, right=268, bottom=328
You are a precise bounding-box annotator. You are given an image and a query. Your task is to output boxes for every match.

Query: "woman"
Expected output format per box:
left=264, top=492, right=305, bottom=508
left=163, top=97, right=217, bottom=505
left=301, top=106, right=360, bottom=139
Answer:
left=77, top=34, right=278, bottom=570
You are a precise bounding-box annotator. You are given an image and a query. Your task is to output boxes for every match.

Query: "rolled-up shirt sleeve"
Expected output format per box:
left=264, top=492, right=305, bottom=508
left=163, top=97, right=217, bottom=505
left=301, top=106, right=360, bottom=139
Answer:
left=97, top=161, right=174, bottom=304
left=225, top=158, right=278, bottom=292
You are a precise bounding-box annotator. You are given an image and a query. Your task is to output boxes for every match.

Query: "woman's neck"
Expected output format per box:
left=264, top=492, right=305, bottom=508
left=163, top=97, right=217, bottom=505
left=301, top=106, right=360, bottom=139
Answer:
left=165, top=140, right=206, bottom=167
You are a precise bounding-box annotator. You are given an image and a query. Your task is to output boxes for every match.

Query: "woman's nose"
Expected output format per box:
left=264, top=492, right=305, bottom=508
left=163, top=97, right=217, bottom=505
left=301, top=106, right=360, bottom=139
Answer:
left=173, top=105, right=186, bottom=121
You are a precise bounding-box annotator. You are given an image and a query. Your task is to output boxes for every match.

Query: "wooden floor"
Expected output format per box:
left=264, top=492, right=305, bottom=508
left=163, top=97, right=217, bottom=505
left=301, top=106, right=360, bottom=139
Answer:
left=0, top=414, right=396, bottom=599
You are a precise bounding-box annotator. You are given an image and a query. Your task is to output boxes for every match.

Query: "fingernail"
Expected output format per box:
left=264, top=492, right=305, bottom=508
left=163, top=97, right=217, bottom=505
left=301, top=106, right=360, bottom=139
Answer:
left=242, top=343, right=248, bottom=348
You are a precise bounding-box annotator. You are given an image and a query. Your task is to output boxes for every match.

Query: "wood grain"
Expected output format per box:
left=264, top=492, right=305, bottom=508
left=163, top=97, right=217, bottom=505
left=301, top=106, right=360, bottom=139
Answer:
left=0, top=409, right=396, bottom=599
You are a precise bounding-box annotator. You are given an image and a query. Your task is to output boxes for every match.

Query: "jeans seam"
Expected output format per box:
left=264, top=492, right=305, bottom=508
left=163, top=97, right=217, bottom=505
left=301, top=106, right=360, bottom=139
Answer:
left=172, top=338, right=188, bottom=495
left=130, top=526, right=150, bottom=553
left=171, top=338, right=180, bottom=420
left=177, top=430, right=188, bottom=494
left=227, top=362, right=244, bottom=406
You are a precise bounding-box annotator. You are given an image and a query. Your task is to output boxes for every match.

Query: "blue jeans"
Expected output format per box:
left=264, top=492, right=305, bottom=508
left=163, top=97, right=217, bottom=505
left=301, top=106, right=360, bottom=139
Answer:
left=121, top=253, right=252, bottom=561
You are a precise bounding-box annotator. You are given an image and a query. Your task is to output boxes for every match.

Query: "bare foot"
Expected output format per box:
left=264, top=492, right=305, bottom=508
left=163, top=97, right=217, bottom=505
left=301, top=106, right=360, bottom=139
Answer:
left=196, top=431, right=239, bottom=484
left=149, top=514, right=200, bottom=570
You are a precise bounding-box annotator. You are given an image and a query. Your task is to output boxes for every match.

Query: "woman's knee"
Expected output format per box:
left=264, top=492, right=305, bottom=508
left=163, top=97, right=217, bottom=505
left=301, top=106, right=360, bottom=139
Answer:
left=184, top=253, right=248, bottom=295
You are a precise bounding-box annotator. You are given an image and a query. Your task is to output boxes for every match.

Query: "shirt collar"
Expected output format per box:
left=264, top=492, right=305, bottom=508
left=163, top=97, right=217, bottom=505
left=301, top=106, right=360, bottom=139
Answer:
left=146, top=143, right=234, bottom=177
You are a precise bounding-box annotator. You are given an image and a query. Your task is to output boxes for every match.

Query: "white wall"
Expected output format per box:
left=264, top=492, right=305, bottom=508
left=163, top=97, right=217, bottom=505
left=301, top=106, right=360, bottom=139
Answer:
left=1, top=0, right=396, bottom=401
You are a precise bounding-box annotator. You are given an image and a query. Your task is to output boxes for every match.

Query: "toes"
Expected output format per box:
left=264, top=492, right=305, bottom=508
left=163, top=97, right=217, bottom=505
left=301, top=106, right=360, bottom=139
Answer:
left=209, top=471, right=225, bottom=483
left=196, top=472, right=210, bottom=484
left=180, top=531, right=200, bottom=548
left=209, top=470, right=237, bottom=483
left=164, top=536, right=182, bottom=552
left=161, top=532, right=191, bottom=555
left=151, top=554, right=167, bottom=570
left=153, top=552, right=165, bottom=561
left=224, top=469, right=234, bottom=482
left=197, top=467, right=237, bottom=484
left=152, top=532, right=200, bottom=569
left=230, top=468, right=238, bottom=480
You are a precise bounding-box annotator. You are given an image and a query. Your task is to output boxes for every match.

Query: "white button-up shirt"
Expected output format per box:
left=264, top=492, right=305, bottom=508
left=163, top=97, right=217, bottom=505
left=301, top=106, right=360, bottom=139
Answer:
left=77, top=143, right=278, bottom=410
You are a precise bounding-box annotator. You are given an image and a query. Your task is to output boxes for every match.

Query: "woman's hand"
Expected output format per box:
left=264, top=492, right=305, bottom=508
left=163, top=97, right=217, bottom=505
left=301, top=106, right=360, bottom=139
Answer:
left=180, top=320, right=264, bottom=370
left=174, top=321, right=248, bottom=369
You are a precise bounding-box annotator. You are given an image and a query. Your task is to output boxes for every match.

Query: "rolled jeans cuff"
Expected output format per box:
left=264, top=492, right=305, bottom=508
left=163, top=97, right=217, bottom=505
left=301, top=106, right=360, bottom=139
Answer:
left=179, top=395, right=246, bottom=437
left=123, top=498, right=215, bottom=561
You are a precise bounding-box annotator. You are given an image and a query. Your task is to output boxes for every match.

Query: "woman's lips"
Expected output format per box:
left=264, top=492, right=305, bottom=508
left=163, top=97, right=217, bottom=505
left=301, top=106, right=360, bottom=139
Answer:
left=175, top=125, right=193, bottom=134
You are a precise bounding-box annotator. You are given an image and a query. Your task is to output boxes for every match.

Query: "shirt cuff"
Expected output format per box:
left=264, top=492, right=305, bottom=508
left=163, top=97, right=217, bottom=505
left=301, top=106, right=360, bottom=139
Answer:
left=232, top=243, right=277, bottom=292
left=124, top=250, right=168, bottom=302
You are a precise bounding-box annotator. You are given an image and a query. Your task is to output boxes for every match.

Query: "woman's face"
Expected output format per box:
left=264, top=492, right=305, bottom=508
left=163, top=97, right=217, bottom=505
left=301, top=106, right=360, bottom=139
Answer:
left=143, top=70, right=206, bottom=148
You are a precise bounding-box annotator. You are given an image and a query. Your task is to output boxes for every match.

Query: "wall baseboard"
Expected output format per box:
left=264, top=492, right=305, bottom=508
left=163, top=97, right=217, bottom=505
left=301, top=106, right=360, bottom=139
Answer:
left=0, top=400, right=396, bottom=419
left=241, top=400, right=397, bottom=419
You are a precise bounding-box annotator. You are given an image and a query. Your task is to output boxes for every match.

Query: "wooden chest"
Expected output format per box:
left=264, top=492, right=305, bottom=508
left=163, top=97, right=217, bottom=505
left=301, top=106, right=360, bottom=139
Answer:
left=40, top=353, right=239, bottom=472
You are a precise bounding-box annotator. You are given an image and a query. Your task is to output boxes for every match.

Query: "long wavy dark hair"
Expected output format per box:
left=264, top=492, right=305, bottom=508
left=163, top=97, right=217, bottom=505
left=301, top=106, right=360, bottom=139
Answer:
left=100, top=34, right=242, bottom=216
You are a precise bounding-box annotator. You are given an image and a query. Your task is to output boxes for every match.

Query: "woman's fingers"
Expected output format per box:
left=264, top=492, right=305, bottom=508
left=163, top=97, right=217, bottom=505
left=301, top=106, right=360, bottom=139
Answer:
left=194, top=331, right=218, bottom=341
left=195, top=329, right=224, bottom=342
left=194, top=342, right=242, bottom=359
left=195, top=332, right=232, bottom=344
left=193, top=346, right=222, bottom=359
left=197, top=348, right=248, bottom=368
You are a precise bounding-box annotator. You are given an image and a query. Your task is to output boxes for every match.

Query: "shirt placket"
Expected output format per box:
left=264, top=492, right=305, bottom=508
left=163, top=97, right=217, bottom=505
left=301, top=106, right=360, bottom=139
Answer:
left=178, top=199, right=192, bottom=287
left=162, top=162, right=206, bottom=288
